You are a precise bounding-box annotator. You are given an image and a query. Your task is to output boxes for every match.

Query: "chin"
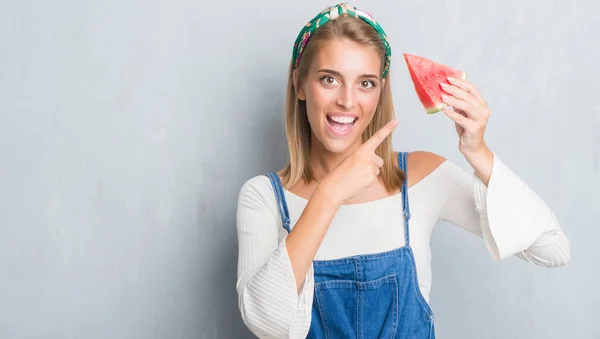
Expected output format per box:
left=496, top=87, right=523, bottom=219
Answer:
left=318, top=121, right=364, bottom=154
left=322, top=139, right=354, bottom=154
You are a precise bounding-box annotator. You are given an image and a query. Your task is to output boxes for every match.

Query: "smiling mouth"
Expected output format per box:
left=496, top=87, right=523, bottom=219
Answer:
left=326, top=115, right=358, bottom=136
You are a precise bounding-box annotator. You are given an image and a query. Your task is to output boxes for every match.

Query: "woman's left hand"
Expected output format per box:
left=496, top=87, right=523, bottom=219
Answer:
left=440, top=76, right=490, bottom=155
left=440, top=76, right=494, bottom=185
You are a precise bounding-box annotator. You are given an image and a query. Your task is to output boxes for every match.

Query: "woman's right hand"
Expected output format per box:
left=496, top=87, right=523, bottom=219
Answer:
left=321, top=119, right=399, bottom=206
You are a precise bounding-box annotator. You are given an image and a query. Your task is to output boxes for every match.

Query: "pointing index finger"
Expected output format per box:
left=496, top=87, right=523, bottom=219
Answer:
left=362, top=119, right=399, bottom=152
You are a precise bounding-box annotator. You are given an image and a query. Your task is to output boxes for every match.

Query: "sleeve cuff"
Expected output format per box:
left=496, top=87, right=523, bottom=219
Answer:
left=279, top=238, right=315, bottom=308
left=473, top=153, right=560, bottom=260
left=279, top=237, right=315, bottom=334
left=274, top=237, right=315, bottom=309
left=240, top=237, right=314, bottom=337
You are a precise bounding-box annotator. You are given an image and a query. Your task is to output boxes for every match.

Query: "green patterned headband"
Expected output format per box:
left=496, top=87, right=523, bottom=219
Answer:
left=292, top=2, right=392, bottom=77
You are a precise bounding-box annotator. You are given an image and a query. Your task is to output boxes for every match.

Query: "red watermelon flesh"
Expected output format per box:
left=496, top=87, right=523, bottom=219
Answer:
left=403, top=53, right=466, bottom=114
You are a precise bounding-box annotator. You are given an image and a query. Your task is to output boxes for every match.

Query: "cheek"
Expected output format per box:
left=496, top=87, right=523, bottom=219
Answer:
left=358, top=90, right=381, bottom=115
left=306, top=83, right=336, bottom=112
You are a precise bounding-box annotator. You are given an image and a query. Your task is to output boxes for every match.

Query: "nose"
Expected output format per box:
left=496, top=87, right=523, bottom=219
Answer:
left=335, top=84, right=355, bottom=110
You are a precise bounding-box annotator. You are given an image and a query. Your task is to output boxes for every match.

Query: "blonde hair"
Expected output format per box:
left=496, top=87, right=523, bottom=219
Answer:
left=280, top=14, right=405, bottom=192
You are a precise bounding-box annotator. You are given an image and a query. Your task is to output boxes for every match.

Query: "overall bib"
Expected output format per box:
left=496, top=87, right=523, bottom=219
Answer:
left=266, top=152, right=435, bottom=339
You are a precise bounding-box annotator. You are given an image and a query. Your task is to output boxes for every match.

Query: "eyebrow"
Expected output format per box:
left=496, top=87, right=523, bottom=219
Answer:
left=317, top=69, right=380, bottom=80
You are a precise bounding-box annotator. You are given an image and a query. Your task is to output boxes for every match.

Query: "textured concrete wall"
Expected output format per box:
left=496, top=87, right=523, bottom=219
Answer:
left=1, top=0, right=597, bottom=338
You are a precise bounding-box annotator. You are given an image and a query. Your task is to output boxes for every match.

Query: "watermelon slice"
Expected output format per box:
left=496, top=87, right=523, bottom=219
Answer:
left=403, top=53, right=467, bottom=114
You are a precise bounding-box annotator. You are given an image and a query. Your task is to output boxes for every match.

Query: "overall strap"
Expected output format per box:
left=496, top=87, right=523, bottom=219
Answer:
left=266, top=172, right=291, bottom=233
left=397, top=152, right=411, bottom=246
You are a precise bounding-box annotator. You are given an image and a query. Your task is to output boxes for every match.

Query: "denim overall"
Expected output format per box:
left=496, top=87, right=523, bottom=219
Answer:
left=266, top=152, right=435, bottom=339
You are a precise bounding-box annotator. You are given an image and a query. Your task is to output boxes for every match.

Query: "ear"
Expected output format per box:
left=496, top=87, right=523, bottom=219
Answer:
left=381, top=78, right=386, bottom=90
left=293, top=69, right=306, bottom=101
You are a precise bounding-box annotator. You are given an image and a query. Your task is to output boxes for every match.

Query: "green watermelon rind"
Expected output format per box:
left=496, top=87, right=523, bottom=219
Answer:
left=425, top=71, right=468, bottom=115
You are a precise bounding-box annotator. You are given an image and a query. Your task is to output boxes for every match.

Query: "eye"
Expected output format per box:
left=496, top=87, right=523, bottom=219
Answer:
left=320, top=76, right=338, bottom=85
left=360, top=80, right=376, bottom=89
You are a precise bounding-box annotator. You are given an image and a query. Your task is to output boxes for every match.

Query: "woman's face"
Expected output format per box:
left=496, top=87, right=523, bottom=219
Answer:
left=297, top=38, right=384, bottom=154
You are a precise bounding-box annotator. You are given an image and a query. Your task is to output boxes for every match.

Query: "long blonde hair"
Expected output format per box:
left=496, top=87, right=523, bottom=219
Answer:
left=280, top=14, right=405, bottom=192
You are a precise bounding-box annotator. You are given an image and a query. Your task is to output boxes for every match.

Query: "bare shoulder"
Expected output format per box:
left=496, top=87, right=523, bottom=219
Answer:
left=406, top=151, right=447, bottom=187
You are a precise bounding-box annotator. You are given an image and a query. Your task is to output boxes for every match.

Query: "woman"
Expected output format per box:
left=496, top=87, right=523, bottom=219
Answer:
left=236, top=3, right=570, bottom=338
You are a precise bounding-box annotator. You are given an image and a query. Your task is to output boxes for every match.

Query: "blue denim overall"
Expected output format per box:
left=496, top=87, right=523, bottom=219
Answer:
left=266, top=152, right=435, bottom=339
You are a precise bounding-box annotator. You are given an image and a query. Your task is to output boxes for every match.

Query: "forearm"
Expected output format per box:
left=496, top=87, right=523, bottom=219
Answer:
left=463, top=145, right=494, bottom=186
left=285, top=182, right=340, bottom=292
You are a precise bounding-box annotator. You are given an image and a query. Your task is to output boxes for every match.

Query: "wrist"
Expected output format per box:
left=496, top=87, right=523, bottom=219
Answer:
left=315, top=177, right=343, bottom=209
left=461, top=143, right=491, bottom=159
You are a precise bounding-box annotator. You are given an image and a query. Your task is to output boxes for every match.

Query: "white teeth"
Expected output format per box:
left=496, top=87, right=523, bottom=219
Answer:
left=329, top=115, right=356, bottom=124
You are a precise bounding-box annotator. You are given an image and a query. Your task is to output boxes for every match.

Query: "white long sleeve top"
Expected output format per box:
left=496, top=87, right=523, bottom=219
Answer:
left=235, top=153, right=570, bottom=338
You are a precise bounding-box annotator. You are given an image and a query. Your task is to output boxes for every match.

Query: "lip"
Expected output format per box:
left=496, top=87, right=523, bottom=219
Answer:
left=326, top=112, right=359, bottom=118
left=326, top=114, right=358, bottom=137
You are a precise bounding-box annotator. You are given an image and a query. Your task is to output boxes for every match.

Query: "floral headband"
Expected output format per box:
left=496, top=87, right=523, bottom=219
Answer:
left=291, top=2, right=392, bottom=77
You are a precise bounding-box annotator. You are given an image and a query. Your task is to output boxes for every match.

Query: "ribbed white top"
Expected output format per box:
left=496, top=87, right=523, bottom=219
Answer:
left=236, top=154, right=570, bottom=338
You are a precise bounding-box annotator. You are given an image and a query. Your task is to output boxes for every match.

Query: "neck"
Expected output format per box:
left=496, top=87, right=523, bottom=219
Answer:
left=309, top=134, right=362, bottom=182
